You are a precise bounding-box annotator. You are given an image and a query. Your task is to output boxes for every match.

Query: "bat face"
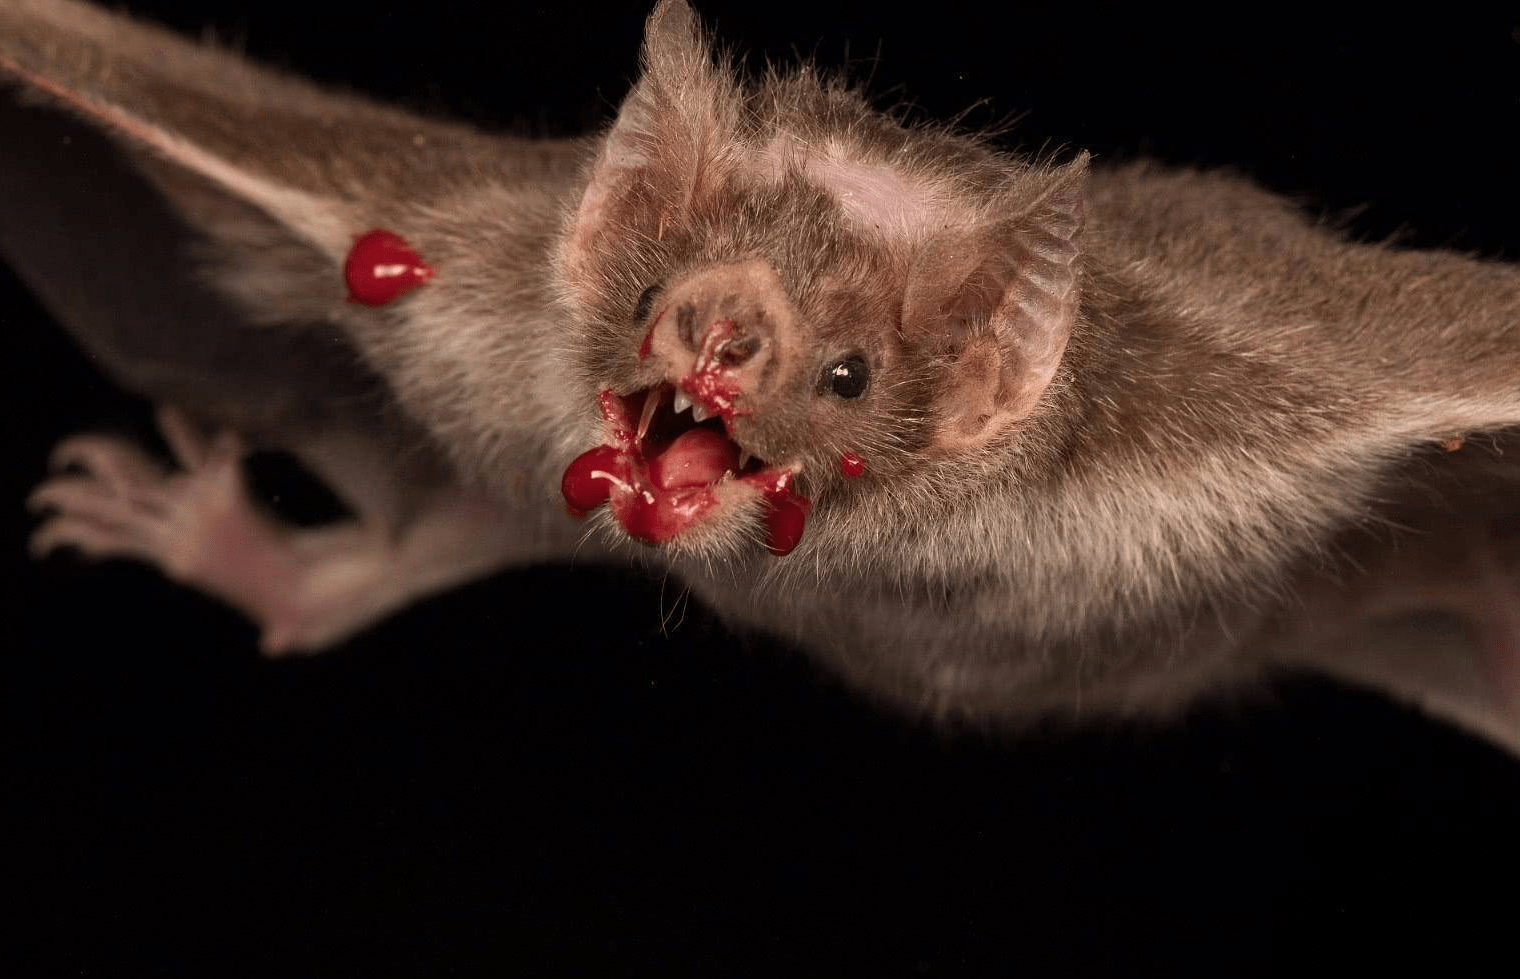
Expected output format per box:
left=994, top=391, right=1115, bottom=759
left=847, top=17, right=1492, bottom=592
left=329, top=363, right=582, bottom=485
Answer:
left=559, top=196, right=924, bottom=558
left=554, top=1, right=1085, bottom=560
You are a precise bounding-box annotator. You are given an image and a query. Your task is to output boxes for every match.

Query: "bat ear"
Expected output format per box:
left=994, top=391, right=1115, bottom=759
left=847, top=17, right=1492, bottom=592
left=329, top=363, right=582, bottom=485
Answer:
left=560, top=0, right=739, bottom=298
left=0, top=1, right=483, bottom=324
left=904, top=155, right=1089, bottom=455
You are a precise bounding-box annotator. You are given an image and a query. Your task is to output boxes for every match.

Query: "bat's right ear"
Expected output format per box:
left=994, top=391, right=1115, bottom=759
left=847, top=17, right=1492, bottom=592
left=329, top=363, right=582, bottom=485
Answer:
left=903, top=156, right=1089, bottom=457
left=0, top=0, right=476, bottom=324
left=559, top=0, right=741, bottom=308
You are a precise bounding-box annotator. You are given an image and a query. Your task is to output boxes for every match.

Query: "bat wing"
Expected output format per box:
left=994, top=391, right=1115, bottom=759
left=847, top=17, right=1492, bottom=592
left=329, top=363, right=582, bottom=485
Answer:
left=0, top=92, right=382, bottom=435
left=0, top=0, right=583, bottom=441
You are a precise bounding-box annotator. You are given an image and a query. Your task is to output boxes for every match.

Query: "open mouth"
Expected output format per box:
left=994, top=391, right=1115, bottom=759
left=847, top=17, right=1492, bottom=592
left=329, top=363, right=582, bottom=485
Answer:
left=561, top=384, right=811, bottom=555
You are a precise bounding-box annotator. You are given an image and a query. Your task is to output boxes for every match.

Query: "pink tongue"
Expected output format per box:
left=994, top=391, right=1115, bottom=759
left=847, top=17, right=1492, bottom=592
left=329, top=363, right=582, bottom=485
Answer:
left=648, top=427, right=740, bottom=491
left=560, top=397, right=811, bottom=556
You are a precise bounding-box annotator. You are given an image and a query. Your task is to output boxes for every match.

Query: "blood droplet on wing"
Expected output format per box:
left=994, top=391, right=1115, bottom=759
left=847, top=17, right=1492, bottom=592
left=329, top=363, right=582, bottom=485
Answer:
left=344, top=229, right=435, bottom=306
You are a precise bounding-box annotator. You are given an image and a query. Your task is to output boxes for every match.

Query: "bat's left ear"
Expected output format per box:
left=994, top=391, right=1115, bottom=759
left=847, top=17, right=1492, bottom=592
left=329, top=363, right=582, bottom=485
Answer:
left=904, top=155, right=1088, bottom=456
left=559, top=0, right=740, bottom=305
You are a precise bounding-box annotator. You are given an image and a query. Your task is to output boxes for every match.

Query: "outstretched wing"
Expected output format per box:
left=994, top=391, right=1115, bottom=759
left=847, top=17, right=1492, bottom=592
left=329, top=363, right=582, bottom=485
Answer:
left=0, top=90, right=385, bottom=434
left=0, top=0, right=583, bottom=443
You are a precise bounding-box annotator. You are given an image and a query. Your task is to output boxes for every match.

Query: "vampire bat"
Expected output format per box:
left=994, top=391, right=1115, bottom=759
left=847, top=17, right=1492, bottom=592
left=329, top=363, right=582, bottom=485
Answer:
left=3, top=0, right=1520, bottom=753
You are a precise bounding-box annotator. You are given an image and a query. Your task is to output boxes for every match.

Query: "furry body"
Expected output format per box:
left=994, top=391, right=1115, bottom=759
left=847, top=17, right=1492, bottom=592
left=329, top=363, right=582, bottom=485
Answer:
left=3, top=0, right=1519, bottom=749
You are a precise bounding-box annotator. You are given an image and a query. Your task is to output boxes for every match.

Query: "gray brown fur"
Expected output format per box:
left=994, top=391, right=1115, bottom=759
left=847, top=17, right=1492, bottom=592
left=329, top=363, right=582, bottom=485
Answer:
left=4, top=0, right=1519, bottom=749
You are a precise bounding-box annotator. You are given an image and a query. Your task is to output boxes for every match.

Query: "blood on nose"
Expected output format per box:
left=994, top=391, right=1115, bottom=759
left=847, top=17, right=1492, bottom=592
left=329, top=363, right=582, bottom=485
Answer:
left=694, top=318, right=763, bottom=373
left=677, top=317, right=764, bottom=426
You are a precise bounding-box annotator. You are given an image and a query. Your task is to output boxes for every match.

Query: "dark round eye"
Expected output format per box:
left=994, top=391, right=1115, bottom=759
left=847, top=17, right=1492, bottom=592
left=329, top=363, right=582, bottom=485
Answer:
left=633, top=285, right=659, bottom=323
left=824, top=354, right=871, bottom=399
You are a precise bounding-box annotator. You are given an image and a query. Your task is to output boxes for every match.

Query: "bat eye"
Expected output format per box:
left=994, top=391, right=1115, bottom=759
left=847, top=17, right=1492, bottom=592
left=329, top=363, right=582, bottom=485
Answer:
left=824, top=354, right=871, bottom=399
left=633, top=285, right=659, bottom=323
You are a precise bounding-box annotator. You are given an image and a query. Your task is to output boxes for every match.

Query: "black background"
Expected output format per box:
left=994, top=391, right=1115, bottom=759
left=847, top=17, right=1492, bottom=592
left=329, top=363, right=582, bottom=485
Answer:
left=5, top=1, right=1520, bottom=975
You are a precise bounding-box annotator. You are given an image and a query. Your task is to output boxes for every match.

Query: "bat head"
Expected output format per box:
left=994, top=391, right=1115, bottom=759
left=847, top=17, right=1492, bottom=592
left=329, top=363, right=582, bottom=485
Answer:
left=556, top=0, right=1087, bottom=559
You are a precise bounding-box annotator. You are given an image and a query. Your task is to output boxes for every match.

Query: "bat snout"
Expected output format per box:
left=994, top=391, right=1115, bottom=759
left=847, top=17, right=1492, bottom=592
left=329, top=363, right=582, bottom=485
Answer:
left=645, top=258, right=803, bottom=421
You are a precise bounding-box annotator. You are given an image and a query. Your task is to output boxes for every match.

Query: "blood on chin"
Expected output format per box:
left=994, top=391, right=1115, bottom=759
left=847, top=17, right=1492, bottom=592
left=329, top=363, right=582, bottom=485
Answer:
left=561, top=387, right=811, bottom=556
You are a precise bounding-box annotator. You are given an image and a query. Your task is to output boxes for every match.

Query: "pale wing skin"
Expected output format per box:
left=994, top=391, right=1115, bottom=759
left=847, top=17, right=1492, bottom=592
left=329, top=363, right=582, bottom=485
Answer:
left=0, top=0, right=589, bottom=476
left=0, top=93, right=386, bottom=437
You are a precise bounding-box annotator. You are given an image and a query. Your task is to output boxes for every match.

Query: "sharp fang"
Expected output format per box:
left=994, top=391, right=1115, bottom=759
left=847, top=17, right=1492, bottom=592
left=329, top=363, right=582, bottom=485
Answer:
left=739, top=451, right=754, bottom=469
left=691, top=404, right=711, bottom=422
left=673, top=390, right=693, bottom=415
left=636, top=386, right=661, bottom=442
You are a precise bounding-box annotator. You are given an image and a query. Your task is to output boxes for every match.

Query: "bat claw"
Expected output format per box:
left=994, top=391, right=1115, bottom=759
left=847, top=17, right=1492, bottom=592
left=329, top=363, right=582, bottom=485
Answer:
left=47, top=433, right=167, bottom=490
left=24, top=406, right=491, bottom=657
left=28, top=406, right=257, bottom=576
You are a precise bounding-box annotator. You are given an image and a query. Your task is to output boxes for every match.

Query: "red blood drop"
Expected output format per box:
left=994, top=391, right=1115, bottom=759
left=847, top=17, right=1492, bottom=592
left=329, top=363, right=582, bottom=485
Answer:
left=839, top=451, right=866, bottom=478
left=344, top=229, right=435, bottom=306
left=613, top=485, right=721, bottom=545
left=561, top=445, right=625, bottom=515
left=763, top=489, right=811, bottom=557
left=637, top=326, right=655, bottom=360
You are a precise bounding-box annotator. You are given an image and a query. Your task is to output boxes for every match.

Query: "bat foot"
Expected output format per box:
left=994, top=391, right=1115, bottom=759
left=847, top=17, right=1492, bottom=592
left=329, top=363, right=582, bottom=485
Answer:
left=29, top=407, right=248, bottom=576
left=28, top=407, right=342, bottom=651
left=28, top=407, right=534, bottom=654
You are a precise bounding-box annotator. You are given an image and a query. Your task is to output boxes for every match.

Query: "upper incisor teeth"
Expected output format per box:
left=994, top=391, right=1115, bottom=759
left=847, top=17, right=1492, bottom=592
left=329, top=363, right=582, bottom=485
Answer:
left=691, top=404, right=711, bottom=422
left=673, top=390, right=693, bottom=415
